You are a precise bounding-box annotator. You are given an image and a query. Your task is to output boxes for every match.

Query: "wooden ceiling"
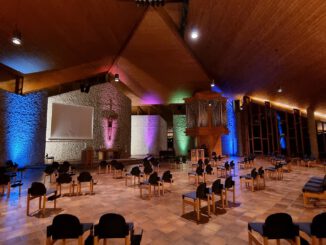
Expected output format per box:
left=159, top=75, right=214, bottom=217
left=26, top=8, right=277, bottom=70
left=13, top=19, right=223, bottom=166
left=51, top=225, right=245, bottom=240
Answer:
left=1, top=0, right=326, bottom=116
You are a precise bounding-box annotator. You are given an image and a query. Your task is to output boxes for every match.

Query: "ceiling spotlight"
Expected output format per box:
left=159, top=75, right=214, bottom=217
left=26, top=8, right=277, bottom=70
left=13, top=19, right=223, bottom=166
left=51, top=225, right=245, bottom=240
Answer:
left=114, top=74, right=119, bottom=82
left=277, top=86, right=283, bottom=93
left=210, top=80, right=215, bottom=87
left=12, top=29, right=22, bottom=46
left=190, top=30, right=199, bottom=40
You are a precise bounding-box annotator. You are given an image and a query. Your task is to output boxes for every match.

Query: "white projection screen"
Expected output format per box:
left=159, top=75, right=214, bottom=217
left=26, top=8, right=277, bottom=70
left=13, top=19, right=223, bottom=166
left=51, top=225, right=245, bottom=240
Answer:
left=50, top=103, right=94, bottom=140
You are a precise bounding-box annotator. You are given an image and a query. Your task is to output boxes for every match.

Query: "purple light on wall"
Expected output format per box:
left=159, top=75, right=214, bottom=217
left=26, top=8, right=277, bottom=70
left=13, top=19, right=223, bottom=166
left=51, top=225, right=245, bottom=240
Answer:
left=140, top=93, right=162, bottom=105
left=103, top=119, right=117, bottom=148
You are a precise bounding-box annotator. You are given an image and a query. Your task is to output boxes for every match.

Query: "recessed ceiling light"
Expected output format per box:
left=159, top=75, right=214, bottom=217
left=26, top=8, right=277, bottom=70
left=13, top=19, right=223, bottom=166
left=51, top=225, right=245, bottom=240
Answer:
left=12, top=30, right=22, bottom=46
left=210, top=80, right=215, bottom=87
left=277, top=86, right=283, bottom=93
left=190, top=30, right=199, bottom=40
left=114, top=74, right=119, bottom=82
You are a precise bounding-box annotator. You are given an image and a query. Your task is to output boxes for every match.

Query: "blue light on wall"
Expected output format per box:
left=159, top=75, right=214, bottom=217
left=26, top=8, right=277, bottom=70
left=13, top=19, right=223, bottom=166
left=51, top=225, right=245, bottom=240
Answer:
left=276, top=113, right=286, bottom=150
left=2, top=91, right=47, bottom=166
left=222, top=99, right=237, bottom=156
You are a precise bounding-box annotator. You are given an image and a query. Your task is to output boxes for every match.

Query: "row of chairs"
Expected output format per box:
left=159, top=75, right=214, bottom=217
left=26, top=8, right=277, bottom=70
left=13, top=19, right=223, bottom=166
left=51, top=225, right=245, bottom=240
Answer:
left=139, top=171, right=173, bottom=199
left=240, top=167, right=265, bottom=192
left=46, top=213, right=142, bottom=245
left=238, top=155, right=255, bottom=169
left=248, top=212, right=325, bottom=245
left=182, top=177, right=235, bottom=222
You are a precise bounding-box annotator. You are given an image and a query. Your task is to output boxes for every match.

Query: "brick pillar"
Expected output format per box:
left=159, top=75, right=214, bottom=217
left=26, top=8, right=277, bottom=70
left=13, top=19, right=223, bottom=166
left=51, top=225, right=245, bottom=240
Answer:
left=307, top=107, right=319, bottom=158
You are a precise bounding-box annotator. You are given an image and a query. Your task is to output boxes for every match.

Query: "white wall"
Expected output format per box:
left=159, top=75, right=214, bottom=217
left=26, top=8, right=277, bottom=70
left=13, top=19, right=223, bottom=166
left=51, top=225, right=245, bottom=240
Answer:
left=131, top=115, right=167, bottom=156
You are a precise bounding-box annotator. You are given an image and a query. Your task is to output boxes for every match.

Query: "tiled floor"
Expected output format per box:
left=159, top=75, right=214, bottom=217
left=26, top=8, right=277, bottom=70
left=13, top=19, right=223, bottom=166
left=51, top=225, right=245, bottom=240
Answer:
left=0, top=157, right=325, bottom=245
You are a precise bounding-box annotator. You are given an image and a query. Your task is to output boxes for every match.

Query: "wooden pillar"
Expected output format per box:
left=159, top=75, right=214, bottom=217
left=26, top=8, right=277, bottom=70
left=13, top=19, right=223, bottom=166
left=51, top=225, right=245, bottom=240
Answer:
left=307, top=107, right=319, bottom=158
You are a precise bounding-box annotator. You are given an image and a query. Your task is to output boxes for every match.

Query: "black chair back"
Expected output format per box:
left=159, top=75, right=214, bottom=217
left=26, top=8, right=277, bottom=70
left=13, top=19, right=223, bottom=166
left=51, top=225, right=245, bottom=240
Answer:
left=62, top=161, right=70, bottom=168
left=162, top=171, right=172, bottom=182
left=110, top=160, right=118, bottom=168
left=58, top=164, right=69, bottom=174
left=0, top=174, right=10, bottom=185
left=212, top=179, right=223, bottom=194
left=28, top=182, right=46, bottom=196
left=250, top=168, right=258, bottom=178
left=224, top=176, right=234, bottom=189
left=144, top=165, right=153, bottom=175
left=224, top=161, right=230, bottom=170
left=114, top=161, right=124, bottom=170
left=95, top=213, right=129, bottom=238
left=57, top=173, right=72, bottom=184
left=77, top=172, right=92, bottom=182
left=196, top=183, right=208, bottom=199
left=311, top=212, right=326, bottom=238
left=148, top=172, right=159, bottom=185
left=230, top=161, right=235, bottom=168
left=258, top=167, right=264, bottom=176
left=44, top=165, right=55, bottom=175
left=50, top=214, right=82, bottom=239
left=204, top=159, right=210, bottom=165
left=130, top=166, right=141, bottom=177
left=100, top=160, right=108, bottom=167
left=198, top=159, right=203, bottom=167
left=196, top=166, right=204, bottom=176
left=52, top=162, right=60, bottom=170
left=206, top=164, right=213, bottom=174
left=263, top=213, right=299, bottom=239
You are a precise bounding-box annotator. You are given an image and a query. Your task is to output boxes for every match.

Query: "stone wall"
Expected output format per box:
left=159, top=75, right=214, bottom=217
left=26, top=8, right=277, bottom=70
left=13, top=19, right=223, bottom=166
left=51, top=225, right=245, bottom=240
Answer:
left=45, top=83, right=131, bottom=161
left=131, top=115, right=167, bottom=156
left=0, top=90, right=47, bottom=166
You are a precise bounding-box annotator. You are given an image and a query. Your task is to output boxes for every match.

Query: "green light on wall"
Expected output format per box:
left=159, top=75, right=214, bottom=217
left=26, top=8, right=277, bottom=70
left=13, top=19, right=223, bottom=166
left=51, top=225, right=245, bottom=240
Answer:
left=168, top=90, right=191, bottom=104
left=173, top=115, right=190, bottom=155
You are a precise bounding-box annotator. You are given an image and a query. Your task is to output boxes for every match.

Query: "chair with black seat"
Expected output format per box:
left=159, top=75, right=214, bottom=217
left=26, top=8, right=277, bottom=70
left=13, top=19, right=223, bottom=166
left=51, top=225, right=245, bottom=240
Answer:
left=125, top=166, right=143, bottom=186
left=98, top=160, right=109, bottom=174
left=77, top=172, right=94, bottom=195
left=188, top=166, right=205, bottom=186
left=57, top=163, right=69, bottom=175
left=56, top=173, right=73, bottom=196
left=143, top=164, right=153, bottom=180
left=217, top=161, right=230, bottom=178
left=44, top=165, right=55, bottom=183
left=209, top=179, right=225, bottom=212
left=182, top=182, right=211, bottom=222
left=150, top=158, right=160, bottom=172
left=229, top=160, right=235, bottom=176
left=94, top=213, right=134, bottom=245
left=139, top=172, right=163, bottom=199
left=265, top=163, right=283, bottom=180
left=224, top=176, right=235, bottom=207
left=112, top=160, right=124, bottom=178
left=248, top=213, right=301, bottom=245
left=0, top=173, right=11, bottom=196
left=297, top=212, right=326, bottom=245
left=27, top=182, right=59, bottom=216
left=46, top=214, right=93, bottom=245
left=162, top=170, right=173, bottom=191
left=240, top=168, right=258, bottom=192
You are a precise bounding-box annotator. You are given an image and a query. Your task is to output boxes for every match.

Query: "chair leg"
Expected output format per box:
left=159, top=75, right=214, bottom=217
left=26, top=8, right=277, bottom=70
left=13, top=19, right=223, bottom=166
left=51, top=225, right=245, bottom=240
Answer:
left=182, top=198, right=185, bottom=215
left=43, top=195, right=46, bottom=217
left=263, top=237, right=269, bottom=245
left=78, top=236, right=83, bottom=245
left=26, top=195, right=30, bottom=216
left=46, top=237, right=52, bottom=245
left=212, top=194, right=215, bottom=213
left=125, top=234, right=130, bottom=245
left=207, top=197, right=210, bottom=217
left=196, top=199, right=200, bottom=221
left=93, top=237, right=99, bottom=245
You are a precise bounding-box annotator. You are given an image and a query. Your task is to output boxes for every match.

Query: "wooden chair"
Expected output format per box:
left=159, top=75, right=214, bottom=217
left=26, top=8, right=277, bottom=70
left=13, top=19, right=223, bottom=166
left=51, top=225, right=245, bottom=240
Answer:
left=209, top=179, right=225, bottom=212
left=139, top=172, right=164, bottom=199
left=98, top=160, right=109, bottom=174
left=93, top=213, right=133, bottom=245
left=240, top=168, right=258, bottom=192
left=56, top=173, right=73, bottom=196
left=302, top=176, right=326, bottom=207
left=224, top=176, right=235, bottom=207
left=248, top=213, right=301, bottom=245
left=112, top=160, right=124, bottom=179
left=27, top=182, right=59, bottom=217
left=257, top=167, right=265, bottom=189
left=125, top=166, right=143, bottom=186
left=44, top=165, right=56, bottom=183
left=265, top=163, right=283, bottom=180
left=188, top=166, right=205, bottom=186
left=217, top=161, right=231, bottom=178
left=182, top=182, right=211, bottom=222
left=46, top=214, right=93, bottom=245
left=161, top=170, right=173, bottom=191
left=77, top=172, right=94, bottom=195
left=297, top=212, right=326, bottom=245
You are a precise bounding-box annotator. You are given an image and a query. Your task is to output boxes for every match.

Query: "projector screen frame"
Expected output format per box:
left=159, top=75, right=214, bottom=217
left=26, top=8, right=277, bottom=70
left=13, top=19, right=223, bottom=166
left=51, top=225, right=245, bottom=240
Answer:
left=49, top=102, right=94, bottom=140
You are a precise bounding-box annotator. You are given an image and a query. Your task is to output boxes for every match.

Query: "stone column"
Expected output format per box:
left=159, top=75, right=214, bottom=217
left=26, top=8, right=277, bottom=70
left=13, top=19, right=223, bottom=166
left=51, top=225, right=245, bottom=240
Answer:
left=307, top=107, right=319, bottom=158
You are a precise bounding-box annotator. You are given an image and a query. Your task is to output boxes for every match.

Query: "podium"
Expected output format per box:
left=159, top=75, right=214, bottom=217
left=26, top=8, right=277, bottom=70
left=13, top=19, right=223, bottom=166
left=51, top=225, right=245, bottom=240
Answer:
left=81, top=148, right=94, bottom=166
left=191, top=149, right=205, bottom=162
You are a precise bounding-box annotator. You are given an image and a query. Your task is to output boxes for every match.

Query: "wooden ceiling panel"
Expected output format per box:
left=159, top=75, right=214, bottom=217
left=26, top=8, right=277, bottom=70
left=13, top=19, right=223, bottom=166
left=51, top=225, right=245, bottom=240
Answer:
left=187, top=0, right=326, bottom=113
left=0, top=0, right=145, bottom=73
left=116, top=8, right=209, bottom=105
